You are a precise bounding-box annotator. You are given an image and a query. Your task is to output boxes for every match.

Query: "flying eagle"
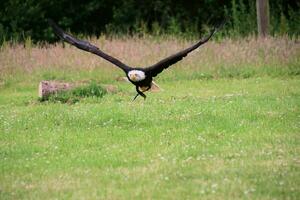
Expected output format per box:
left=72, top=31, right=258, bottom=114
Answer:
left=49, top=20, right=221, bottom=100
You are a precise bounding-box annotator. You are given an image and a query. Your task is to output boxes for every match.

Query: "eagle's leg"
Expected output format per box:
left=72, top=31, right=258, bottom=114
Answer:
left=133, top=86, right=147, bottom=101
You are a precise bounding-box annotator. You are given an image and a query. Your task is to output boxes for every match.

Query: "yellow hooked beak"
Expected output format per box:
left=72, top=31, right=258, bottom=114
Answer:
left=129, top=74, right=138, bottom=81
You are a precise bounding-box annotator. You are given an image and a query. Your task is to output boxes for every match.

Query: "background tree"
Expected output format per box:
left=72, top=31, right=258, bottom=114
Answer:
left=256, top=0, right=270, bottom=37
left=0, top=0, right=298, bottom=44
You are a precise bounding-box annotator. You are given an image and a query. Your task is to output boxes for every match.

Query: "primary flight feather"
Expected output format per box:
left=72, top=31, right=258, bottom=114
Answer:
left=49, top=20, right=221, bottom=100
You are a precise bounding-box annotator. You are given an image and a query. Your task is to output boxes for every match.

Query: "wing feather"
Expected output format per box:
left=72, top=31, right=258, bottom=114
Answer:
left=145, top=26, right=219, bottom=77
left=49, top=20, right=131, bottom=72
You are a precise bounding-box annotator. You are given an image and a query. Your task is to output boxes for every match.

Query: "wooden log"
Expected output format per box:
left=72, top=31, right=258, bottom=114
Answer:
left=38, top=80, right=117, bottom=99
left=38, top=81, right=73, bottom=98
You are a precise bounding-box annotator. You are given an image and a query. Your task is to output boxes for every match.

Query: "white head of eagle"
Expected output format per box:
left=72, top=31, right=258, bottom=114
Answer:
left=128, top=70, right=146, bottom=82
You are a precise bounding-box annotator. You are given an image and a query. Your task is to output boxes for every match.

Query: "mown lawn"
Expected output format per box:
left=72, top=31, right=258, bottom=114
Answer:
left=1, top=36, right=299, bottom=199
left=0, top=76, right=299, bottom=199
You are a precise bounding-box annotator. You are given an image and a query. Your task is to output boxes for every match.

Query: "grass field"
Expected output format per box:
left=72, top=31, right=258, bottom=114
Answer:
left=0, top=36, right=299, bottom=199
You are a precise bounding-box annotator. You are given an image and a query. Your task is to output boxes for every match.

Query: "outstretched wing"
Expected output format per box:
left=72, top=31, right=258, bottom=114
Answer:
left=145, top=25, right=220, bottom=77
left=49, top=20, right=131, bottom=72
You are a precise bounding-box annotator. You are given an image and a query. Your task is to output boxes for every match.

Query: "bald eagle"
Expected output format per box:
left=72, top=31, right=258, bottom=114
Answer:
left=49, top=20, right=221, bottom=100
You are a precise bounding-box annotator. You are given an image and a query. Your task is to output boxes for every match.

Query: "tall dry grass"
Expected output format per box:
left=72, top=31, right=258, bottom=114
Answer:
left=0, top=36, right=299, bottom=81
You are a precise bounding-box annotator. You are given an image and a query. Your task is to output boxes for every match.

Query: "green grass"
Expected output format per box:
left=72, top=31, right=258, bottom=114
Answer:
left=0, top=36, right=299, bottom=199
left=0, top=76, right=299, bottom=199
